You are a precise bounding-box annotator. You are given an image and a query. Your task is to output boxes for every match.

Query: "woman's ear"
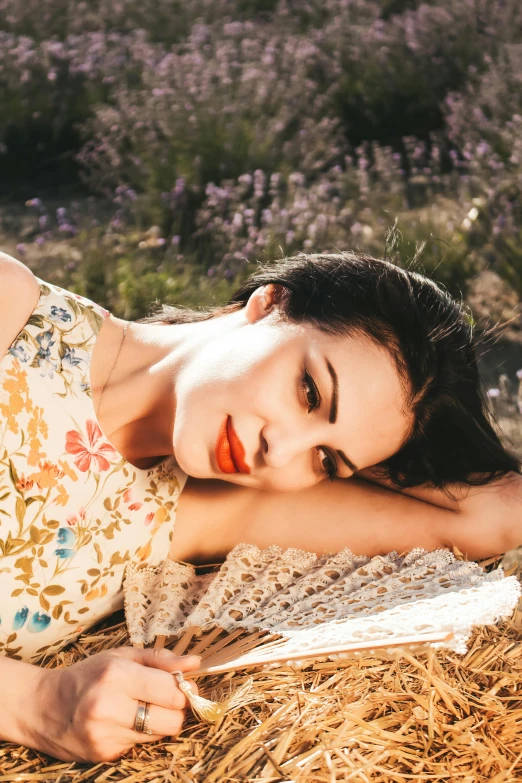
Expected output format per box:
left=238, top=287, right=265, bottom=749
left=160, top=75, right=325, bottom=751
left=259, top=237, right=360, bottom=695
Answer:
left=244, top=284, right=287, bottom=324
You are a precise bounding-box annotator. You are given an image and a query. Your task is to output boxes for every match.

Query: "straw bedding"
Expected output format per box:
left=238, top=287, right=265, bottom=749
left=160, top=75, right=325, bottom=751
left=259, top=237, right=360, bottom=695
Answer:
left=0, top=566, right=521, bottom=783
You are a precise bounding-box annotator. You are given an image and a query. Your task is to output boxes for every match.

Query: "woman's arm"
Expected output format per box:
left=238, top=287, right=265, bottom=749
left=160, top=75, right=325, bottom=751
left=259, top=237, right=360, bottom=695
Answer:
left=0, top=251, right=40, bottom=357
left=0, top=647, right=199, bottom=761
left=0, top=655, right=46, bottom=747
left=184, top=471, right=522, bottom=562
left=356, top=467, right=522, bottom=554
left=277, top=477, right=518, bottom=559
left=356, top=466, right=505, bottom=509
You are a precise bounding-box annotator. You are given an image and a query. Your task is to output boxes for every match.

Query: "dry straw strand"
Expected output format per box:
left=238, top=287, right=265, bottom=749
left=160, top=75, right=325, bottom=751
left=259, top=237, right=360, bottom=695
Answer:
left=1, top=589, right=520, bottom=781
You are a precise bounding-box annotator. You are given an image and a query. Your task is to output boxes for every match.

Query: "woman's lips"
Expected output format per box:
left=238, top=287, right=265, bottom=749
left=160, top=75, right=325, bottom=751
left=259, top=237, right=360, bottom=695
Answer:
left=227, top=416, right=251, bottom=473
left=216, top=416, right=251, bottom=474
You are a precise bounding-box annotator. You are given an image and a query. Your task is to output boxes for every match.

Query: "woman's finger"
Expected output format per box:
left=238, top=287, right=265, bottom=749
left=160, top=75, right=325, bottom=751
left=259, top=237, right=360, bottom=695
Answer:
left=127, top=663, right=198, bottom=711
left=128, top=703, right=187, bottom=739
left=113, top=646, right=201, bottom=674
left=130, top=731, right=164, bottom=745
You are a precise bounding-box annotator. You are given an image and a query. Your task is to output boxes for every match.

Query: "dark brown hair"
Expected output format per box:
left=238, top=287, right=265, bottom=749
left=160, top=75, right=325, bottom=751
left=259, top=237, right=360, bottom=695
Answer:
left=140, top=251, right=520, bottom=489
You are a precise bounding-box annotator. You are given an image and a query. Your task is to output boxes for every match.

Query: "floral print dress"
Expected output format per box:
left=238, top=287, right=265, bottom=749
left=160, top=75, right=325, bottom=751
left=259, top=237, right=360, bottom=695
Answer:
left=0, top=279, right=187, bottom=662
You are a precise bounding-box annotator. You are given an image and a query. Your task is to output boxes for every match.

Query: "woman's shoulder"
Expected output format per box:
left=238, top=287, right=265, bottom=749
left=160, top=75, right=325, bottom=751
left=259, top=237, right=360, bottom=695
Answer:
left=0, top=252, right=41, bottom=358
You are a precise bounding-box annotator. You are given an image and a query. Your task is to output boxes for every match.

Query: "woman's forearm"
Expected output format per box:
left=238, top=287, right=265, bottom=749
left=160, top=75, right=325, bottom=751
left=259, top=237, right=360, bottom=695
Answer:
left=356, top=467, right=479, bottom=510
left=357, top=468, right=522, bottom=555
left=0, top=655, right=47, bottom=747
left=233, top=472, right=520, bottom=560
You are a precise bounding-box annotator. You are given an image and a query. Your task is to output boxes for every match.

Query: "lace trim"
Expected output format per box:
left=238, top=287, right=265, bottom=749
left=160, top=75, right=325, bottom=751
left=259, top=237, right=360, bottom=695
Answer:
left=123, top=544, right=521, bottom=652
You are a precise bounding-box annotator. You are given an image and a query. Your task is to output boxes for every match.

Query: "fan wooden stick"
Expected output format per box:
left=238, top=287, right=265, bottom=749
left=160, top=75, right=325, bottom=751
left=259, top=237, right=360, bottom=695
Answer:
left=143, top=627, right=453, bottom=725
left=146, top=630, right=454, bottom=676
left=170, top=627, right=199, bottom=656
left=185, top=630, right=454, bottom=676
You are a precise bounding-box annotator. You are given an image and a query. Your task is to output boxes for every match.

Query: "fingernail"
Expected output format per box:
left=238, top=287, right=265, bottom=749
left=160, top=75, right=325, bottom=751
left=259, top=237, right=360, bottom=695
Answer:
left=170, top=653, right=200, bottom=664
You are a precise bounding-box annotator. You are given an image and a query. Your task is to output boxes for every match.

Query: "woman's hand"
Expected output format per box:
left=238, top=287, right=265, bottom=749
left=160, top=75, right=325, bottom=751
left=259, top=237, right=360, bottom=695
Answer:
left=28, top=647, right=200, bottom=762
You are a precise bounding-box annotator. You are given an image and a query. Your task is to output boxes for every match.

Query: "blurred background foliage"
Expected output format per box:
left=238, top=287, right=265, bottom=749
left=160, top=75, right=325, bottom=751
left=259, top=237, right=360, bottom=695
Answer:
left=0, top=0, right=522, bottom=382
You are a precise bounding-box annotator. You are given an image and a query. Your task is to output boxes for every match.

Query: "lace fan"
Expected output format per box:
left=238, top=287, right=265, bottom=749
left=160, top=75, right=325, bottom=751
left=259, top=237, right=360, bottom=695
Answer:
left=123, top=543, right=520, bottom=676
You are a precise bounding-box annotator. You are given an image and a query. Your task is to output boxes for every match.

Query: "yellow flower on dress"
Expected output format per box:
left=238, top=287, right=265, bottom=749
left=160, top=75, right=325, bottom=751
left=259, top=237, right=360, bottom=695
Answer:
left=27, top=437, right=47, bottom=467
left=58, top=459, right=77, bottom=482
left=27, top=406, right=49, bottom=440
left=1, top=363, right=30, bottom=424
left=136, top=539, right=152, bottom=562
left=85, top=583, right=108, bottom=601
left=6, top=391, right=24, bottom=415
left=151, top=506, right=168, bottom=533
left=1, top=406, right=19, bottom=434
left=29, top=460, right=65, bottom=489
left=2, top=361, right=29, bottom=396
left=54, top=485, right=69, bottom=507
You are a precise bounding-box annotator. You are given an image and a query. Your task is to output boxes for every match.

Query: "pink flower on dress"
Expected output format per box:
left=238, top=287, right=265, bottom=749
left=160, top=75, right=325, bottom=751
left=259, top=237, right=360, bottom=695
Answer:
left=145, top=511, right=154, bottom=526
left=123, top=488, right=143, bottom=511
left=65, top=420, right=118, bottom=473
left=67, top=508, right=85, bottom=526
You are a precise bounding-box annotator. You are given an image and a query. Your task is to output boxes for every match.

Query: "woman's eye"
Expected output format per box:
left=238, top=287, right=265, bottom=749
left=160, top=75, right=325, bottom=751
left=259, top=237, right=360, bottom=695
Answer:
left=301, top=372, right=338, bottom=481
left=319, top=448, right=338, bottom=481
left=302, top=372, right=320, bottom=413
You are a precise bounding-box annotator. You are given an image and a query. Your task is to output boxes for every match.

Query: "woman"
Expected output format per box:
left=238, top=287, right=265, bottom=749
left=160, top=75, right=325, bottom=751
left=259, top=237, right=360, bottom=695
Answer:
left=0, top=249, right=520, bottom=762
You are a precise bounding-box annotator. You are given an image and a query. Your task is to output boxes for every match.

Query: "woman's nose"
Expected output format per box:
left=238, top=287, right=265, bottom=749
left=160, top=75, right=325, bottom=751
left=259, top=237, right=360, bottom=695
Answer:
left=261, top=423, right=312, bottom=470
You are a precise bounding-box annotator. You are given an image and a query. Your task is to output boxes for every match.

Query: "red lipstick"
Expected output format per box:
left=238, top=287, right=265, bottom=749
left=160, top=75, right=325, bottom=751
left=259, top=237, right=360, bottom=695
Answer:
left=216, top=416, right=251, bottom=474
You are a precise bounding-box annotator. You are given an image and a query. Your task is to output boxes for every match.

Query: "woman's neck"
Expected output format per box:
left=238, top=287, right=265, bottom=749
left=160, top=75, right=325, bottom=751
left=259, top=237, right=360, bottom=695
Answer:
left=90, top=307, right=245, bottom=469
left=91, top=316, right=179, bottom=467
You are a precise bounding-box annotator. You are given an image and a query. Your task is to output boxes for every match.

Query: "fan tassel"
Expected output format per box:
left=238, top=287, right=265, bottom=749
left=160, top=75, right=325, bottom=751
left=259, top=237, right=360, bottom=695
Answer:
left=172, top=670, right=255, bottom=723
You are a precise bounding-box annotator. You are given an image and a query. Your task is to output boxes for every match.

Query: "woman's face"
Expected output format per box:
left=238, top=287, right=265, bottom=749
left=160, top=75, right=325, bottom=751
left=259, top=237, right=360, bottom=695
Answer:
left=172, top=284, right=414, bottom=491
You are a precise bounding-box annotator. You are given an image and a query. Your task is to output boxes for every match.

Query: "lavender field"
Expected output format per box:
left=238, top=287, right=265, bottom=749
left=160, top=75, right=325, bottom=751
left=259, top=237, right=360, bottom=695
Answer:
left=1, top=0, right=522, bottom=407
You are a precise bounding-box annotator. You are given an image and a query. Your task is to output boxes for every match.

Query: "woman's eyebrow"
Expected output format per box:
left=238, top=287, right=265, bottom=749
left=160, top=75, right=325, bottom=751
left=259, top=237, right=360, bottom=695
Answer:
left=325, top=358, right=359, bottom=473
left=325, top=358, right=338, bottom=424
left=337, top=449, right=358, bottom=473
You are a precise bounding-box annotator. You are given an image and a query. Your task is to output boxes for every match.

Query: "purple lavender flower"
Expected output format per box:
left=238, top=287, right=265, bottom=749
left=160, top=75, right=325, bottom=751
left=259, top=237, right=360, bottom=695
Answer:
left=59, top=223, right=78, bottom=235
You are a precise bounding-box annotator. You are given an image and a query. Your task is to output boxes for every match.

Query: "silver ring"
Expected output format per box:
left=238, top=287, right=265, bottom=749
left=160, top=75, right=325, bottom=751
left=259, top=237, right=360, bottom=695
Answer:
left=134, top=700, right=152, bottom=733
left=142, top=703, right=153, bottom=735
